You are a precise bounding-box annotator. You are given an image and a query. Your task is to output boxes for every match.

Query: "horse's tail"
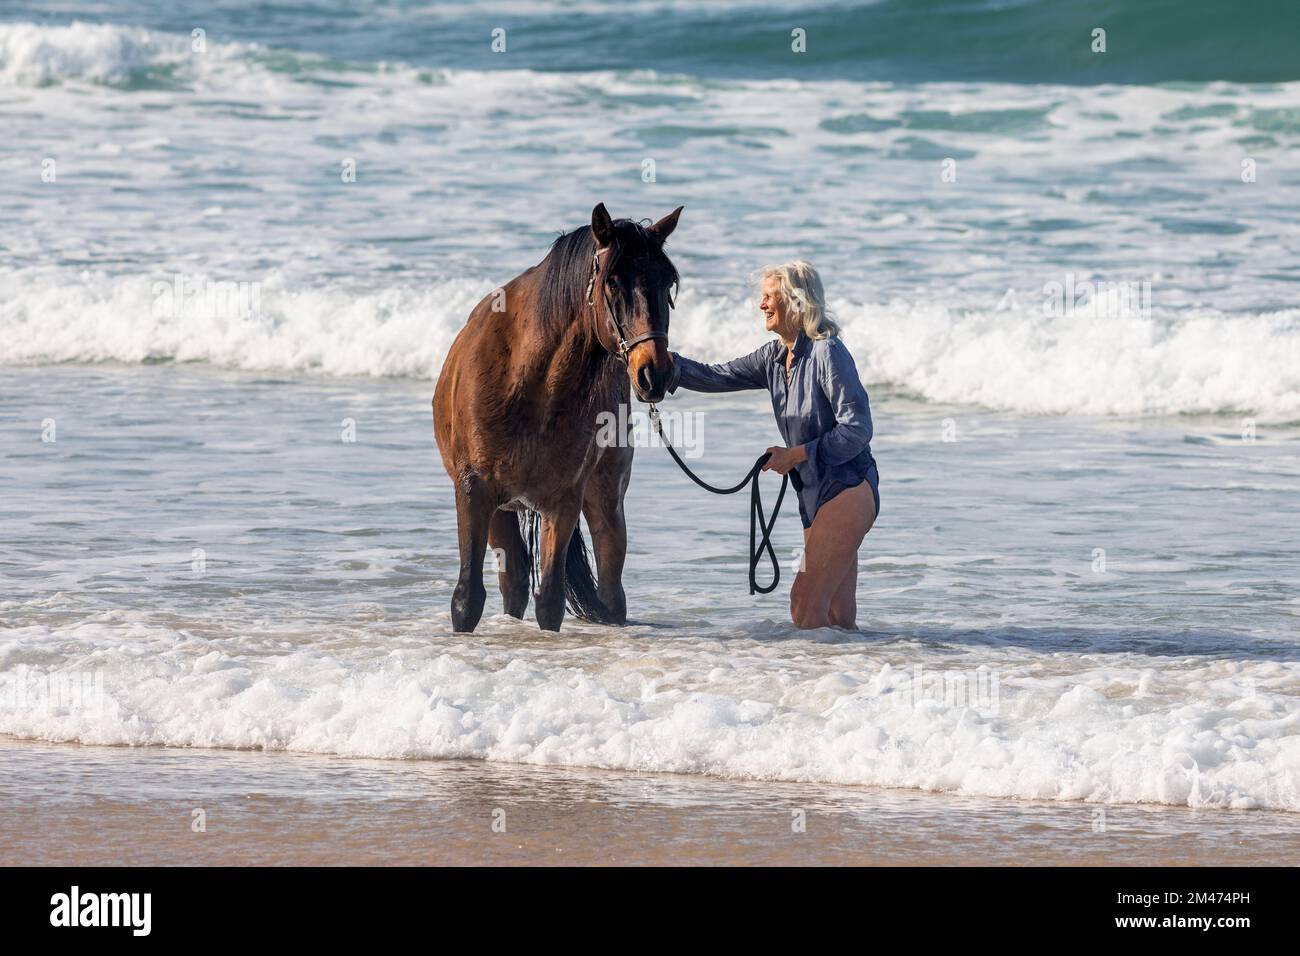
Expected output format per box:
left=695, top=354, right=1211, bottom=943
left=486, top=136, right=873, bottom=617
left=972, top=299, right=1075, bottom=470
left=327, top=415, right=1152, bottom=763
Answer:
left=518, top=511, right=619, bottom=625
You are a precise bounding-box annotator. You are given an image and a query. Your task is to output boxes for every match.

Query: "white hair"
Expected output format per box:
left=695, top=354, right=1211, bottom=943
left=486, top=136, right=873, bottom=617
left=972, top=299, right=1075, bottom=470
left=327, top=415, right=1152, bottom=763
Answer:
left=759, top=260, right=839, bottom=340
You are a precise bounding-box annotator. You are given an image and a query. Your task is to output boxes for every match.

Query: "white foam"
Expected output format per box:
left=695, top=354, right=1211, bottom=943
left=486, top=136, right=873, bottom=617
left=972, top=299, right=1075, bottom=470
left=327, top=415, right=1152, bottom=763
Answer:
left=834, top=299, right=1300, bottom=418
left=0, top=21, right=181, bottom=86
left=0, top=269, right=487, bottom=379
left=0, top=616, right=1295, bottom=811
left=5, top=268, right=1296, bottom=417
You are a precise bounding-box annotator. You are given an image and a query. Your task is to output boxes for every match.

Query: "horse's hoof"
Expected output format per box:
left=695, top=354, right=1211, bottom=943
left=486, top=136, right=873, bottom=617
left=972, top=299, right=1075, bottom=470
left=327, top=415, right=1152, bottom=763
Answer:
left=451, top=587, right=486, bottom=633
left=535, top=611, right=564, bottom=632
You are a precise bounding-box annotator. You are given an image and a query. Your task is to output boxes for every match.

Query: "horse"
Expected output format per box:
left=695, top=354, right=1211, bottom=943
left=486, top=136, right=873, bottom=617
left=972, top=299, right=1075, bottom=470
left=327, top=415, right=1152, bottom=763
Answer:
left=433, top=203, right=683, bottom=632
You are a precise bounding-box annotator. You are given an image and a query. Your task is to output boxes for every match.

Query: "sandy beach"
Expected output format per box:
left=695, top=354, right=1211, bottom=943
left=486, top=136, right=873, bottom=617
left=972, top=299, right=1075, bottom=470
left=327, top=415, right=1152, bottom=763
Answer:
left=3, top=736, right=1297, bottom=866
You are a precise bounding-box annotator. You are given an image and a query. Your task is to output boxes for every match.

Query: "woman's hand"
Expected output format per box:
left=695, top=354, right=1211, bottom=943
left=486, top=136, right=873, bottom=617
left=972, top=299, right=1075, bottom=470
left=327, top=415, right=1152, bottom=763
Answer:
left=762, top=444, right=807, bottom=476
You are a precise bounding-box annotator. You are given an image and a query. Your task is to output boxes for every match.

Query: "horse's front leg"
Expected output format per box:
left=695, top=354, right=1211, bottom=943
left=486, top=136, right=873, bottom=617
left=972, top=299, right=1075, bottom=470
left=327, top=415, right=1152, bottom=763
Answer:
left=451, top=474, right=494, bottom=632
left=582, top=447, right=630, bottom=625
left=534, top=498, right=581, bottom=632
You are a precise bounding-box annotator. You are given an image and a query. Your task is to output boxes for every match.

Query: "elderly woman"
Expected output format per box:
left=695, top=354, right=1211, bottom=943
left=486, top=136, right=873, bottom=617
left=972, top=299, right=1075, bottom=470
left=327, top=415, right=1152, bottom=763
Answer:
left=666, top=262, right=879, bottom=630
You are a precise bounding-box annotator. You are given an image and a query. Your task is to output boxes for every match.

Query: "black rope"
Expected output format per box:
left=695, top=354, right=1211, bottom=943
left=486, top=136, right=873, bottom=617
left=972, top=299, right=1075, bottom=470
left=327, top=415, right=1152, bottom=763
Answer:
left=649, top=405, right=802, bottom=595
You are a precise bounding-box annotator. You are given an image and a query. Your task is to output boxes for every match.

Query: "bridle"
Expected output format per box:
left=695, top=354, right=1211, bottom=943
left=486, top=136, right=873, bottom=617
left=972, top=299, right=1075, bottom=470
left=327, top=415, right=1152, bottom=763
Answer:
left=585, top=241, right=673, bottom=363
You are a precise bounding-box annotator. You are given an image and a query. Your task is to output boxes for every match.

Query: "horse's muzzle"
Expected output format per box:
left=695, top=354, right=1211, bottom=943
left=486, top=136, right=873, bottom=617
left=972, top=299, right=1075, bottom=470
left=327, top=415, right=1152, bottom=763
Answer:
left=629, top=340, right=672, bottom=403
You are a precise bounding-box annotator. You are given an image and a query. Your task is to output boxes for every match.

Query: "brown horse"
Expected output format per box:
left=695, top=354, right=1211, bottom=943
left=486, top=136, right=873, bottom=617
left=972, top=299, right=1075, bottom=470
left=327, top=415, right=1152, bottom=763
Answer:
left=433, top=203, right=682, bottom=632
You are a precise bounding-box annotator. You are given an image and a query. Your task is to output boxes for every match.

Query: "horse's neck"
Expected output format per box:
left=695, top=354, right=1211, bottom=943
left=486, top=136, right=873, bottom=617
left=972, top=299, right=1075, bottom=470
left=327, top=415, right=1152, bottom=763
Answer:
left=542, top=326, right=599, bottom=389
left=516, top=307, right=613, bottom=411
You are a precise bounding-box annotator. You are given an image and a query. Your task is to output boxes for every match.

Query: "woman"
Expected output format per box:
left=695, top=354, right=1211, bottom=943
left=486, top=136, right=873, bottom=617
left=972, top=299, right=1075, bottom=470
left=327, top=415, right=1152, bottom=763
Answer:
left=666, top=261, right=879, bottom=630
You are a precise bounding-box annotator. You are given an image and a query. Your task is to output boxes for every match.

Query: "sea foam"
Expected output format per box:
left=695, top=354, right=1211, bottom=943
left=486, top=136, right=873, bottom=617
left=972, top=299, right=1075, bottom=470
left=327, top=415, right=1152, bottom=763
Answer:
left=0, top=21, right=180, bottom=86
left=4, top=268, right=1298, bottom=417
left=0, top=615, right=1296, bottom=812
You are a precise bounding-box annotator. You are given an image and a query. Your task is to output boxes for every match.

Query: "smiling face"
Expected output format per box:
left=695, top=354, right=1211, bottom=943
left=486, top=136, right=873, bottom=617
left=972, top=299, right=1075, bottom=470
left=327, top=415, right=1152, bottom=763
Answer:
left=760, top=273, right=796, bottom=338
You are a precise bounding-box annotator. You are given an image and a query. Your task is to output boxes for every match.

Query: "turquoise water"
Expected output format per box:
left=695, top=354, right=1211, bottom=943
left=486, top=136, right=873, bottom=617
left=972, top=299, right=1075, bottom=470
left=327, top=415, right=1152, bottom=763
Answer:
left=13, top=0, right=1300, bottom=84
left=1, top=3, right=1298, bottom=413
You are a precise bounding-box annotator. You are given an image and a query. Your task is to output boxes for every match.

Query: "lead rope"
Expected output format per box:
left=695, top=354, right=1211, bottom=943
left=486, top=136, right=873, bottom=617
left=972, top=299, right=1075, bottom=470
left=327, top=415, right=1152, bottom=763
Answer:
left=648, top=403, right=801, bottom=595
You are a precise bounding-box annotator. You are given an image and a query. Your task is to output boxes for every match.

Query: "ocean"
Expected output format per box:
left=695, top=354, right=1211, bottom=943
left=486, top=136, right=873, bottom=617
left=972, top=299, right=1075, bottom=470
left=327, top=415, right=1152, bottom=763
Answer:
left=1, top=1, right=1298, bottom=861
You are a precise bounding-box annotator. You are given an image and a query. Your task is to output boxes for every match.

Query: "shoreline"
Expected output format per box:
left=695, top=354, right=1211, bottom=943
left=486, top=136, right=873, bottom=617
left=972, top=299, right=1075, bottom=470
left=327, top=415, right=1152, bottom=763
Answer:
left=3, top=736, right=1297, bottom=866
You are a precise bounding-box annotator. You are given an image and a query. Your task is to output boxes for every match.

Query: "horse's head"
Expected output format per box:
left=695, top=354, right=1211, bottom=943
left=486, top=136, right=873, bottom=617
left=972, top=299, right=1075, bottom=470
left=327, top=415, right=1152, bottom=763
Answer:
left=589, top=202, right=682, bottom=403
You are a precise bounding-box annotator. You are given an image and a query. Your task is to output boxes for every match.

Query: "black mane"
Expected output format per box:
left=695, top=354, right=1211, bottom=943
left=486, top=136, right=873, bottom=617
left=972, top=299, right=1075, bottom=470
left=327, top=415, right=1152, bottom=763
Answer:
left=536, top=219, right=678, bottom=332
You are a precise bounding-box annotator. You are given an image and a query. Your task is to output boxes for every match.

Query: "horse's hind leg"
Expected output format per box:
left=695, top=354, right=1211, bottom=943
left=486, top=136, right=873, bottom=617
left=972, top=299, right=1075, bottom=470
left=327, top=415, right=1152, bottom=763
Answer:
left=451, top=475, right=493, bottom=632
left=488, top=508, right=529, bottom=619
left=582, top=450, right=630, bottom=625
left=534, top=500, right=580, bottom=632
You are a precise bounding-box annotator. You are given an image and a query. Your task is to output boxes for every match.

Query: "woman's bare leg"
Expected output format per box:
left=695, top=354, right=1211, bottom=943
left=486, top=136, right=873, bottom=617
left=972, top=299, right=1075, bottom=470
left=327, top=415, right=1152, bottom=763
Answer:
left=805, top=524, right=861, bottom=628
left=790, top=483, right=875, bottom=630
left=828, top=548, right=859, bottom=629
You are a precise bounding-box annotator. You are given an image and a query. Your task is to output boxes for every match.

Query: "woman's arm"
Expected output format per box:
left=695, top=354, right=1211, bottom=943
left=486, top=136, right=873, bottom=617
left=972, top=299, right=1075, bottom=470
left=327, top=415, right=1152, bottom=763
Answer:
left=803, top=338, right=873, bottom=470
left=667, top=343, right=772, bottom=394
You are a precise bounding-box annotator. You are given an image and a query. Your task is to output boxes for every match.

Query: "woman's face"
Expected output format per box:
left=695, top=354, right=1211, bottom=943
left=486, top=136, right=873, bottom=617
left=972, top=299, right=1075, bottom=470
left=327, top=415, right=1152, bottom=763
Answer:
left=760, top=274, right=788, bottom=335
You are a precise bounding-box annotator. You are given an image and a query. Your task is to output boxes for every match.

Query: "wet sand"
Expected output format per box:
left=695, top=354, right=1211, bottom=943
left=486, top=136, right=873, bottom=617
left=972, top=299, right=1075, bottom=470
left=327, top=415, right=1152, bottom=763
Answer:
left=1, top=737, right=1296, bottom=866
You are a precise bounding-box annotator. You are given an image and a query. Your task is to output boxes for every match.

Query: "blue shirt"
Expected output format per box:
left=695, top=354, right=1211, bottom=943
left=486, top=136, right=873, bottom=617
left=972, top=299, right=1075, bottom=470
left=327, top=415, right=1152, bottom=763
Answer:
left=667, top=331, right=879, bottom=527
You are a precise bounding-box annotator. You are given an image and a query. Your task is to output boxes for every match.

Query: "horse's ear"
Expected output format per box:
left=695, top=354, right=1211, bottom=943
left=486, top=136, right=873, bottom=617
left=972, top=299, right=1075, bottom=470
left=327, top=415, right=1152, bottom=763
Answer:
left=649, top=206, right=683, bottom=245
left=591, top=203, right=615, bottom=248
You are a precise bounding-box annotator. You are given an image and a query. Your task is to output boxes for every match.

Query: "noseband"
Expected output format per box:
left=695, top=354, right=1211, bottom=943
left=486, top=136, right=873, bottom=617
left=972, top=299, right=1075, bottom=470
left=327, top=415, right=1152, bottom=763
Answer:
left=586, top=243, right=671, bottom=362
